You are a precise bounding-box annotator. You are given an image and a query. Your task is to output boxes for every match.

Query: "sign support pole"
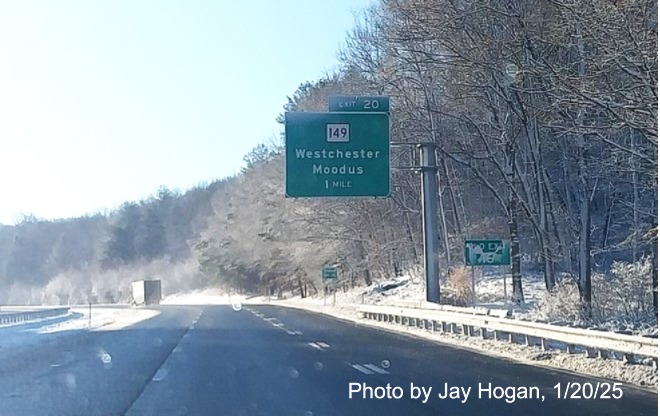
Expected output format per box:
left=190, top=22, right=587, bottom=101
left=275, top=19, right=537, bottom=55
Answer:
left=333, top=285, right=336, bottom=306
left=471, top=266, right=476, bottom=306
left=419, top=143, right=440, bottom=303
left=503, top=275, right=508, bottom=305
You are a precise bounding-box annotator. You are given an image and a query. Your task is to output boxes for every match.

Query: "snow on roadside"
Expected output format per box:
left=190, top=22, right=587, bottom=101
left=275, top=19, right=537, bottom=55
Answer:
left=161, top=288, right=257, bottom=306
left=327, top=272, right=657, bottom=336
left=64, top=307, right=160, bottom=332
left=330, top=272, right=547, bottom=311
left=272, top=295, right=658, bottom=390
left=0, top=306, right=160, bottom=351
left=475, top=272, right=547, bottom=308
left=155, top=284, right=658, bottom=388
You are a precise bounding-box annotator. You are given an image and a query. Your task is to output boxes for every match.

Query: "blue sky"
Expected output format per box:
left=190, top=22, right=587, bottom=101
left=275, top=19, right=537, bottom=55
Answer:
left=0, top=0, right=372, bottom=225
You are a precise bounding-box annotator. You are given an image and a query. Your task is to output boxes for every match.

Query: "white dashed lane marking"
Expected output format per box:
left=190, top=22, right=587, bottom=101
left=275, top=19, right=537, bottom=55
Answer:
left=257, top=311, right=384, bottom=378
left=307, top=342, right=330, bottom=351
left=262, top=316, right=286, bottom=328
left=308, top=342, right=323, bottom=351
left=152, top=368, right=168, bottom=381
left=252, top=312, right=302, bottom=335
left=348, top=363, right=390, bottom=375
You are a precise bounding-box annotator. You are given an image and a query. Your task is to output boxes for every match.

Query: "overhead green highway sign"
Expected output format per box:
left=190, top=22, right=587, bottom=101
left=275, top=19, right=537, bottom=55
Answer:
left=464, top=240, right=511, bottom=266
left=285, top=112, right=390, bottom=197
left=328, top=96, right=390, bottom=113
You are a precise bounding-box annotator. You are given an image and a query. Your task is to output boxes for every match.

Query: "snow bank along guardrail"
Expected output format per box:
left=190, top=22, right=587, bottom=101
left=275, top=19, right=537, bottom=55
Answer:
left=356, top=304, right=658, bottom=364
left=0, top=308, right=70, bottom=325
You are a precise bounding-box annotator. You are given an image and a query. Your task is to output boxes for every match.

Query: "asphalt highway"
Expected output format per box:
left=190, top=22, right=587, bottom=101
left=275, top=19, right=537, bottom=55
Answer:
left=0, top=305, right=656, bottom=415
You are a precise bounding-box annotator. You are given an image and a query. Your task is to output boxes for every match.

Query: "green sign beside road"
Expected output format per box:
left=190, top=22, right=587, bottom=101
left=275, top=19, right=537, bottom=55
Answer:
left=464, top=240, right=511, bottom=266
left=285, top=112, right=390, bottom=197
left=322, top=266, right=337, bottom=280
left=328, top=96, right=390, bottom=113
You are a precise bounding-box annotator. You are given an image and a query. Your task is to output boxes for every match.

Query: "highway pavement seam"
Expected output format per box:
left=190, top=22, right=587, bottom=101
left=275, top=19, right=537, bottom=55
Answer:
left=120, top=310, right=201, bottom=415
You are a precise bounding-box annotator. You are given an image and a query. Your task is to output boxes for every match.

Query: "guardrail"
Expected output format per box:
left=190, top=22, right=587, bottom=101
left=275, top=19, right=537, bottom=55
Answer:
left=356, top=305, right=658, bottom=363
left=385, top=300, right=511, bottom=318
left=0, top=308, right=70, bottom=325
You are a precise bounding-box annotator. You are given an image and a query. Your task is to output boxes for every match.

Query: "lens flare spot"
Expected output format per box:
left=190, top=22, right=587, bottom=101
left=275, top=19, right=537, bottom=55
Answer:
left=287, top=366, right=299, bottom=379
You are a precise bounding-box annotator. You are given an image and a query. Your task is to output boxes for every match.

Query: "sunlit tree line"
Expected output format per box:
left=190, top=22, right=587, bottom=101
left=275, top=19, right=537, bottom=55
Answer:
left=0, top=1, right=655, bottom=319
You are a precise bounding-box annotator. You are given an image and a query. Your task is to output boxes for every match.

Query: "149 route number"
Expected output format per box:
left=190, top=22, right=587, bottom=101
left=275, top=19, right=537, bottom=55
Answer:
left=327, top=124, right=350, bottom=142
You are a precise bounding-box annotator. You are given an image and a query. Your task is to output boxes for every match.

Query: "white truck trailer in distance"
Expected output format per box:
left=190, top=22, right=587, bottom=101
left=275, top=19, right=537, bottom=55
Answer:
left=132, top=280, right=162, bottom=305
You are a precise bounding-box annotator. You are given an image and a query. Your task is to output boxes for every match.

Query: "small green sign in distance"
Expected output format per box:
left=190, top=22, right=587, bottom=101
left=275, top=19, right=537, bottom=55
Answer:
left=285, top=112, right=390, bottom=197
left=322, top=266, right=337, bottom=279
left=464, top=239, right=511, bottom=266
left=328, top=96, right=390, bottom=113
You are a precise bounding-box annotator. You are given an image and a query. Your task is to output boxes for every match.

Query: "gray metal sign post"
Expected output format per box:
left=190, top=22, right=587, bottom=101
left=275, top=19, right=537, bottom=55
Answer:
left=464, top=239, right=511, bottom=304
left=419, top=144, right=440, bottom=303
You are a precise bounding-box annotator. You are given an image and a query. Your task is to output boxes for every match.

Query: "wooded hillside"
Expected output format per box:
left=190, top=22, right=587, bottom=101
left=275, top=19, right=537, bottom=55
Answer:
left=0, top=0, right=656, bottom=319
